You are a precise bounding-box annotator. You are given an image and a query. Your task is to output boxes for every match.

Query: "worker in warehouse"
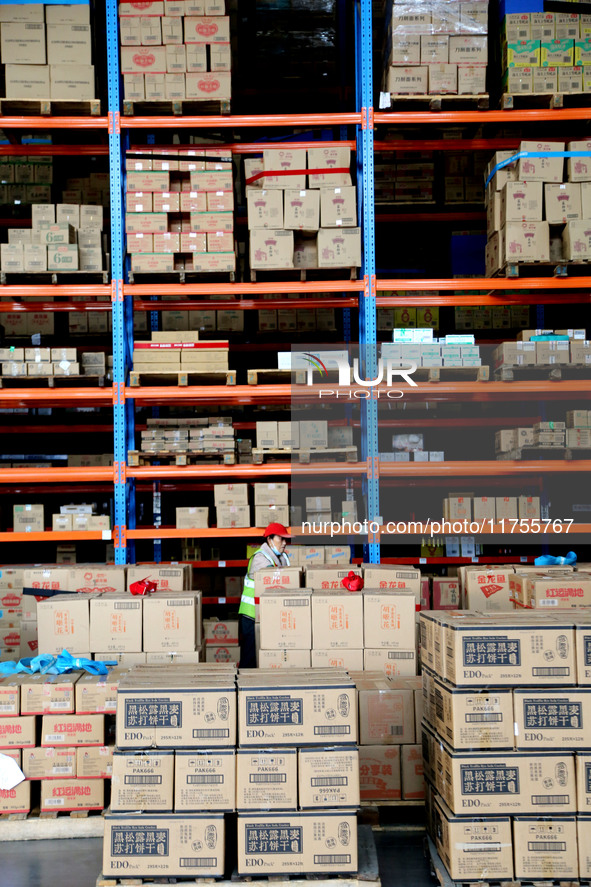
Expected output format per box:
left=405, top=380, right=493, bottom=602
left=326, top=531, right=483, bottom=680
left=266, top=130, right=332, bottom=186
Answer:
left=239, top=522, right=291, bottom=668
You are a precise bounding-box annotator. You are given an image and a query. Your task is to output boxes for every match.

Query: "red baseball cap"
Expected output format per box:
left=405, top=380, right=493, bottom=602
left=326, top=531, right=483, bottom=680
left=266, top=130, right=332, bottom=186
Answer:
left=264, top=522, right=290, bottom=539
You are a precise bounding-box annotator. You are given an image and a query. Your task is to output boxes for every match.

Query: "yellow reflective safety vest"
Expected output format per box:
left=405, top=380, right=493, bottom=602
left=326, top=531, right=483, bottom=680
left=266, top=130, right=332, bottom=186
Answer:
left=239, top=548, right=289, bottom=619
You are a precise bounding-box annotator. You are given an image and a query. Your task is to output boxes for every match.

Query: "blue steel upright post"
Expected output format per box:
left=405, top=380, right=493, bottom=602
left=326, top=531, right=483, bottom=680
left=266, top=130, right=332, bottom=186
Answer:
left=107, top=0, right=130, bottom=564
left=356, top=0, right=380, bottom=564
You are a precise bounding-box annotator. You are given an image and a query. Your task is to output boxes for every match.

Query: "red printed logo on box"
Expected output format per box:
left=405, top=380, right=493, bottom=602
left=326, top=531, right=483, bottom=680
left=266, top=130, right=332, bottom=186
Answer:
left=479, top=583, right=503, bottom=599
left=196, top=22, right=218, bottom=37
left=198, top=78, right=220, bottom=93
left=133, top=53, right=156, bottom=67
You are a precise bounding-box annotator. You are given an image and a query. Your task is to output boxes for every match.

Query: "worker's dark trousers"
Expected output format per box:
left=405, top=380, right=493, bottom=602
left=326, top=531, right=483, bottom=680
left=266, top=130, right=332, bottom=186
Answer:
left=239, top=614, right=256, bottom=668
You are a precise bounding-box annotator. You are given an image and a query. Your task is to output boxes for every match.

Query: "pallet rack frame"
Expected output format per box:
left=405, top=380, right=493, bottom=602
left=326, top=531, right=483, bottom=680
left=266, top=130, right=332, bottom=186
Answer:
left=0, top=0, right=589, bottom=566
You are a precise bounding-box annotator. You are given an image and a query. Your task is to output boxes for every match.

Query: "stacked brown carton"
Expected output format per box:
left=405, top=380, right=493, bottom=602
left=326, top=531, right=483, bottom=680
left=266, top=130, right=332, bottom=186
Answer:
left=132, top=330, right=229, bottom=374
left=382, top=0, right=489, bottom=97
left=0, top=155, right=53, bottom=206
left=103, top=664, right=235, bottom=879
left=1, top=203, right=103, bottom=273
left=235, top=668, right=359, bottom=875
left=353, top=672, right=423, bottom=802
left=0, top=3, right=95, bottom=101
left=203, top=617, right=239, bottom=663
left=502, top=13, right=591, bottom=97
left=442, top=493, right=542, bottom=524
left=493, top=328, right=591, bottom=373
left=496, top=410, right=591, bottom=457
left=421, top=610, right=591, bottom=881
left=0, top=346, right=106, bottom=380
left=246, top=147, right=361, bottom=270
left=257, top=564, right=420, bottom=677
left=125, top=146, right=235, bottom=273
left=486, top=141, right=591, bottom=273
left=119, top=0, right=231, bottom=105
left=214, top=482, right=250, bottom=528
left=0, top=669, right=118, bottom=816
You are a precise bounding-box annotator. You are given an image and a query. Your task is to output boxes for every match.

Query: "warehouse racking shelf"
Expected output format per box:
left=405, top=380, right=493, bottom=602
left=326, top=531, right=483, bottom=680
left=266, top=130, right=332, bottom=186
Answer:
left=0, top=0, right=589, bottom=566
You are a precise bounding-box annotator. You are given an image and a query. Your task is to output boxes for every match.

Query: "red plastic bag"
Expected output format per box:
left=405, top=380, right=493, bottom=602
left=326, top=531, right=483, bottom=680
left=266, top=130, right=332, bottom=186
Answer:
left=341, top=571, right=364, bottom=592
left=129, top=578, right=157, bottom=596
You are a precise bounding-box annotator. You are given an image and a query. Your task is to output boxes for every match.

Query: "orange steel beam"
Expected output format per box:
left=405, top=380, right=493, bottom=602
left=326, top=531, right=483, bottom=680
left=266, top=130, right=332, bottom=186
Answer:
left=379, top=460, right=591, bottom=476
left=0, top=467, right=113, bottom=483
left=131, top=141, right=358, bottom=153
left=374, top=109, right=591, bottom=124
left=125, top=280, right=364, bottom=296
left=374, top=139, right=520, bottom=152
left=0, top=301, right=113, bottom=312
left=376, top=292, right=591, bottom=307
left=133, top=297, right=360, bottom=311
left=0, top=116, right=109, bottom=129
left=0, top=145, right=108, bottom=156
left=377, top=277, right=591, bottom=291
left=126, top=526, right=295, bottom=539
left=127, top=462, right=364, bottom=480
left=0, top=530, right=113, bottom=542
left=0, top=388, right=111, bottom=405
left=0, top=285, right=111, bottom=298
left=121, top=113, right=362, bottom=129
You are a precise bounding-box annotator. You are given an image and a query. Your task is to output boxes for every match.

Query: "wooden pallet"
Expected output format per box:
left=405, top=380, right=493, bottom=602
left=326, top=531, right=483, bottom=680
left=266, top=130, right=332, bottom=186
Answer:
left=0, top=98, right=101, bottom=116
left=412, top=366, right=489, bottom=383
left=250, top=267, right=358, bottom=283
left=129, top=369, right=236, bottom=387
left=381, top=93, right=489, bottom=111
left=0, top=375, right=106, bottom=389
left=123, top=98, right=231, bottom=117
left=494, top=260, right=591, bottom=279
left=427, top=834, right=580, bottom=887
left=129, top=449, right=236, bottom=466
left=128, top=268, right=236, bottom=284
left=0, top=270, right=109, bottom=285
left=495, top=364, right=591, bottom=382
left=501, top=91, right=591, bottom=111
left=97, top=825, right=380, bottom=887
left=252, top=446, right=358, bottom=464
left=248, top=368, right=306, bottom=385
left=0, top=807, right=105, bottom=841
left=0, top=807, right=101, bottom=821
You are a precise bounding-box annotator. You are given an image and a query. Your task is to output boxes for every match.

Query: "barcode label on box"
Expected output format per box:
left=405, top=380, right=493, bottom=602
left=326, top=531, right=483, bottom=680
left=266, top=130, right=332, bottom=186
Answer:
left=314, top=855, right=351, bottom=865
left=465, top=713, right=503, bottom=723
left=192, top=729, right=229, bottom=739
left=532, top=668, right=570, bottom=677
left=188, top=775, right=223, bottom=785
left=250, top=774, right=286, bottom=784
left=528, top=842, right=566, bottom=852
left=284, top=599, right=309, bottom=607
left=311, top=777, right=347, bottom=787
left=532, top=794, right=570, bottom=805
left=388, top=651, right=414, bottom=659
left=115, top=602, right=141, bottom=609
left=51, top=701, right=71, bottom=710
left=125, top=775, right=162, bottom=785
left=180, top=858, right=217, bottom=868
left=314, top=726, right=351, bottom=735
left=52, top=766, right=74, bottom=774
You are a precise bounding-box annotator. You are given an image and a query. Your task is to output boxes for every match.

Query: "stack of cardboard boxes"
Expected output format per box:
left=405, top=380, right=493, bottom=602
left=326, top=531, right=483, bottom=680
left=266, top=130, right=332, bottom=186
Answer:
left=257, top=564, right=420, bottom=676
left=494, top=328, right=591, bottom=372
left=421, top=610, right=591, bottom=881
left=0, top=346, right=106, bottom=380
left=246, top=147, right=361, bottom=270
left=0, top=154, right=53, bottom=207
left=0, top=3, right=95, bottom=101
left=119, top=0, right=231, bottom=104
left=1, top=202, right=104, bottom=273
left=125, top=146, right=235, bottom=273
left=0, top=669, right=118, bottom=815
left=454, top=303, right=530, bottom=330
left=382, top=330, right=483, bottom=368
left=203, top=616, right=239, bottom=663
left=103, top=664, right=359, bottom=878
left=502, top=12, right=591, bottom=96
left=486, top=141, right=591, bottom=273
left=140, top=416, right=236, bottom=472
left=496, top=410, right=591, bottom=456
left=355, top=672, right=423, bottom=802
left=442, top=493, right=542, bottom=523
left=375, top=149, right=436, bottom=204
left=132, top=330, right=229, bottom=375
left=257, top=302, right=337, bottom=334
left=382, top=0, right=489, bottom=97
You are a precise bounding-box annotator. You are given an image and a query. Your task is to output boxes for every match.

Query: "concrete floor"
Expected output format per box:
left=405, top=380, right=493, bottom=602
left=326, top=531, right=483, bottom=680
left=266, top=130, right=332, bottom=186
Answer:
left=0, top=829, right=431, bottom=887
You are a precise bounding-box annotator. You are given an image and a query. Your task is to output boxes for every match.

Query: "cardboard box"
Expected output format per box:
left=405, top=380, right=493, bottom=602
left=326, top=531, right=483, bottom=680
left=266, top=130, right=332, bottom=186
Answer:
left=50, top=64, right=95, bottom=100
left=4, top=64, right=50, bottom=99
left=320, top=187, right=357, bottom=229
left=257, top=649, right=311, bottom=668
left=317, top=228, right=361, bottom=268
left=0, top=676, right=21, bottom=716
left=311, top=593, right=363, bottom=650
left=358, top=678, right=415, bottom=745
left=175, top=749, right=235, bottom=811
left=363, top=648, right=417, bottom=677
left=250, top=229, right=294, bottom=270
left=247, top=190, right=283, bottom=229
left=19, top=673, right=77, bottom=715
left=111, top=750, right=174, bottom=812
left=142, top=591, right=201, bottom=651
left=519, top=496, right=541, bottom=519
left=359, top=745, right=401, bottom=801
left=310, top=649, right=363, bottom=670
left=496, top=497, right=518, bottom=519
left=116, top=677, right=236, bottom=748
left=401, top=745, right=423, bottom=800
left=103, top=812, right=225, bottom=878
left=527, top=573, right=591, bottom=609
left=501, top=181, right=543, bottom=222
left=304, top=566, right=361, bottom=591
left=0, top=715, right=35, bottom=748
left=0, top=779, right=31, bottom=815
left=386, top=66, right=428, bottom=94
left=518, top=140, right=564, bottom=183
left=176, top=506, right=209, bottom=529
left=37, top=594, right=90, bottom=656
left=545, top=183, right=582, bottom=223
left=362, top=590, right=416, bottom=650
left=434, top=676, right=515, bottom=749
left=464, top=568, right=514, bottom=611
left=434, top=796, right=513, bottom=881
left=513, top=816, right=578, bottom=879
left=217, top=505, right=251, bottom=529
left=236, top=748, right=297, bottom=810
left=41, top=714, right=104, bottom=747
left=13, top=504, right=44, bottom=533
left=259, top=591, right=311, bottom=650
left=253, top=569, right=301, bottom=594
left=205, top=645, right=240, bottom=663
left=77, top=746, right=114, bottom=780
left=236, top=812, right=357, bottom=875
left=283, top=190, right=320, bottom=231
left=362, top=566, right=421, bottom=600
left=75, top=673, right=120, bottom=715
left=89, top=595, right=142, bottom=653
left=1, top=22, right=46, bottom=65
left=298, top=746, right=359, bottom=808
left=127, top=564, right=190, bottom=593
left=307, top=147, right=351, bottom=188
left=514, top=688, right=591, bottom=749
left=444, top=615, right=576, bottom=686
left=255, top=505, right=290, bottom=527
left=214, top=483, right=248, bottom=507
left=22, top=746, right=76, bottom=780
left=262, top=149, right=306, bottom=190
left=121, top=45, right=167, bottom=73
left=429, top=64, right=458, bottom=94
left=46, top=23, right=91, bottom=65
left=563, top=220, right=591, bottom=260
left=432, top=578, right=460, bottom=609
left=237, top=677, right=357, bottom=746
